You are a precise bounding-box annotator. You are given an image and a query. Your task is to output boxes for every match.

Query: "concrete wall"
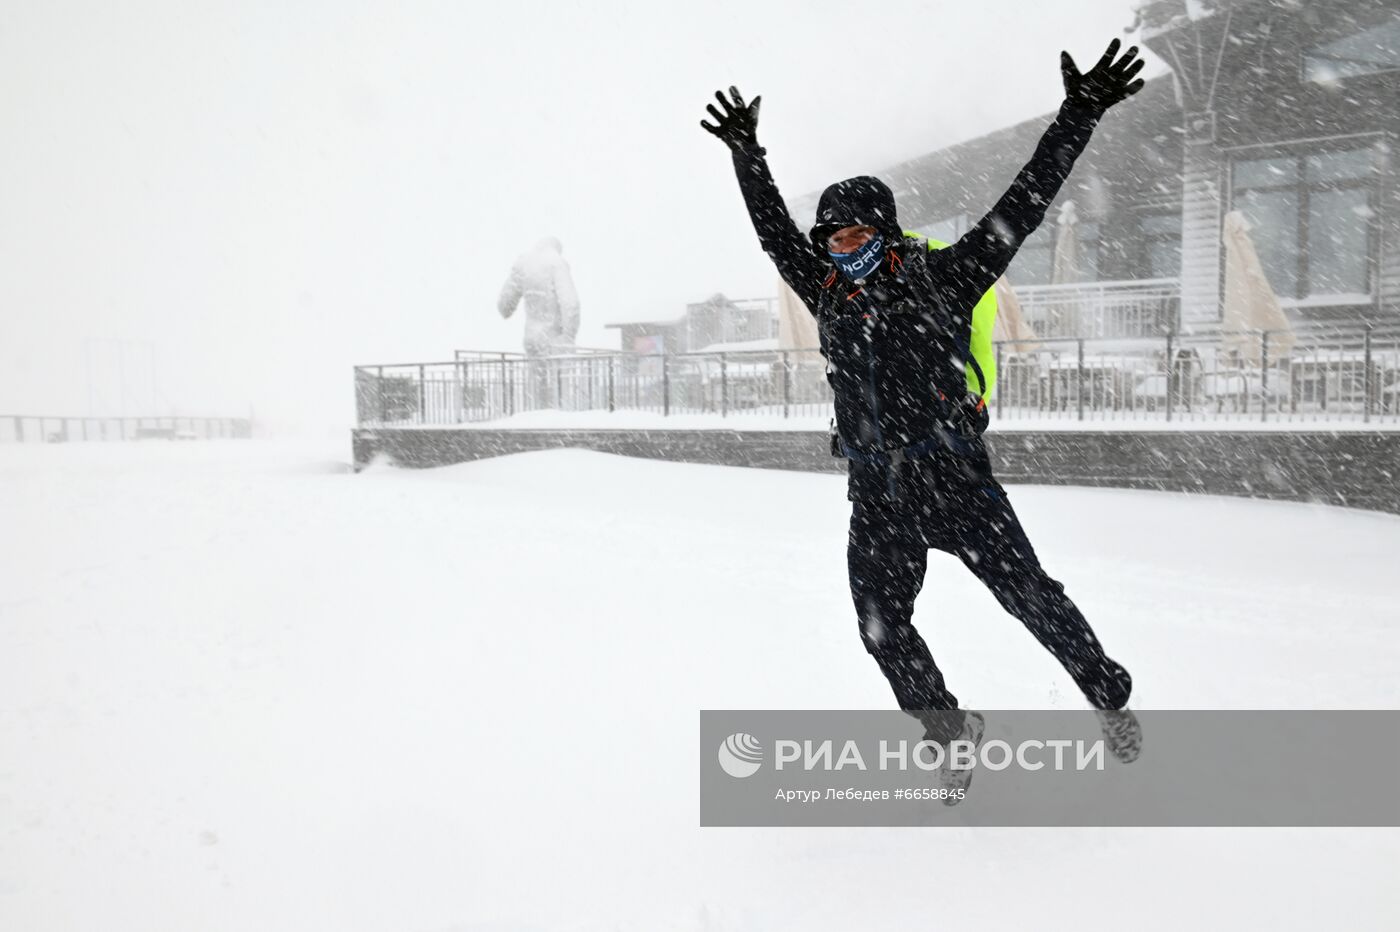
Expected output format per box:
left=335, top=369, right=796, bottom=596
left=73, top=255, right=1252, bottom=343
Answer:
left=351, top=427, right=1400, bottom=516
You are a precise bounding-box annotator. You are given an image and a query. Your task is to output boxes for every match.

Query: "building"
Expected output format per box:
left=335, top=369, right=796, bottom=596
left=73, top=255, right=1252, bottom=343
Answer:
left=604, top=294, right=777, bottom=356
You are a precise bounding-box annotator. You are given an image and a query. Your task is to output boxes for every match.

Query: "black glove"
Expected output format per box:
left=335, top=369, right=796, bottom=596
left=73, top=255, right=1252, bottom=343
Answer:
left=700, top=86, right=761, bottom=152
left=1061, top=38, right=1145, bottom=114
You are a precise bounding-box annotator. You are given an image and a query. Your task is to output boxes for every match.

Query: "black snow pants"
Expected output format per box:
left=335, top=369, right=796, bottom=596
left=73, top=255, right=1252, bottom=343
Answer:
left=846, top=446, right=1132, bottom=744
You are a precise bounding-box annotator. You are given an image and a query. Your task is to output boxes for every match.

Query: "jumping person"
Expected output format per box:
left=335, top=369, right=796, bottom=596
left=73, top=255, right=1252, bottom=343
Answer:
left=701, top=39, right=1146, bottom=794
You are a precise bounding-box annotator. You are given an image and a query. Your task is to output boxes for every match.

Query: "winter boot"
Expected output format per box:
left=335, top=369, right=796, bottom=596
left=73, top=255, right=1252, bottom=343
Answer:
left=929, top=710, right=986, bottom=806
left=1095, top=708, right=1143, bottom=764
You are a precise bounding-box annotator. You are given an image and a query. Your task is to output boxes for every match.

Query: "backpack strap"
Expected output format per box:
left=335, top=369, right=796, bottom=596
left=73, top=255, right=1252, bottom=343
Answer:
left=965, top=352, right=988, bottom=397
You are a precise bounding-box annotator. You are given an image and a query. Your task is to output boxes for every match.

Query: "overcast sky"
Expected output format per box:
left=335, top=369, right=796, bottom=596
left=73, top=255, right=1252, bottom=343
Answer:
left=0, top=0, right=1170, bottom=432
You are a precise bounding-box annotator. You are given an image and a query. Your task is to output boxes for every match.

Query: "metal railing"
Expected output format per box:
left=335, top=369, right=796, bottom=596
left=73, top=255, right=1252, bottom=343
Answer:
left=987, top=326, right=1400, bottom=426
left=0, top=415, right=254, bottom=443
left=1015, top=278, right=1181, bottom=339
left=358, top=349, right=832, bottom=425
left=355, top=325, right=1400, bottom=429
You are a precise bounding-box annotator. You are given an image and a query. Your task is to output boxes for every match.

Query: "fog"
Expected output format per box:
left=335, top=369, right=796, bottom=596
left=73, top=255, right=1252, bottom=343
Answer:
left=0, top=0, right=1169, bottom=433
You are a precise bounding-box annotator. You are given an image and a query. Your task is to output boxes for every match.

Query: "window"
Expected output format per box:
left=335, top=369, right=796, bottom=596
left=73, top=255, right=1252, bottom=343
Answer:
left=1011, top=237, right=1053, bottom=286
left=1007, top=220, right=1100, bottom=286
left=1303, top=16, right=1400, bottom=82
left=1229, top=143, right=1380, bottom=301
left=1138, top=213, right=1181, bottom=280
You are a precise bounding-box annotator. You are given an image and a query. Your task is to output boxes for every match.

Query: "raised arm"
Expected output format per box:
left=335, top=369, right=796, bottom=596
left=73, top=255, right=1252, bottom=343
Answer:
left=938, top=39, right=1146, bottom=313
left=702, top=87, right=827, bottom=311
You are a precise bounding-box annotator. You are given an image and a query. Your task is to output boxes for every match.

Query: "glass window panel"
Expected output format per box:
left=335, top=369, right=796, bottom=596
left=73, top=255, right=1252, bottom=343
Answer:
left=1304, top=17, right=1400, bottom=80
left=1138, top=214, right=1180, bottom=279
left=1233, top=156, right=1297, bottom=188
left=1235, top=188, right=1300, bottom=297
left=1306, top=148, right=1375, bottom=182
left=1010, top=243, right=1052, bottom=286
left=1147, top=238, right=1181, bottom=279
left=1307, top=188, right=1371, bottom=295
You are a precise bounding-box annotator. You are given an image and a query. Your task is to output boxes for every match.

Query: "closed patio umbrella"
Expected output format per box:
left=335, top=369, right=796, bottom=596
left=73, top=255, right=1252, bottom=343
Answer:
left=993, top=276, right=1044, bottom=354
left=776, top=276, right=821, bottom=355
left=1221, top=209, right=1295, bottom=366
left=1051, top=200, right=1082, bottom=335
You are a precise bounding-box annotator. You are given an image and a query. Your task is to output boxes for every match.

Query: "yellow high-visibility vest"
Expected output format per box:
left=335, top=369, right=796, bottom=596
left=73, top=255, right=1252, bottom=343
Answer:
left=906, top=231, right=998, bottom=401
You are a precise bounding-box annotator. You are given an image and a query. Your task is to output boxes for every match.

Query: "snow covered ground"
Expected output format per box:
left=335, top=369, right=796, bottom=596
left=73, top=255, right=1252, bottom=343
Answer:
left=2, top=437, right=1398, bottom=931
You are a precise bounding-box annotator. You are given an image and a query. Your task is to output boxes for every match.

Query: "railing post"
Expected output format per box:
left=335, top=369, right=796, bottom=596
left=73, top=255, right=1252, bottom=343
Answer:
left=1164, top=331, right=1174, bottom=423
left=457, top=361, right=468, bottom=423
left=1076, top=338, right=1085, bottom=422
left=1260, top=330, right=1270, bottom=424
left=1363, top=325, right=1374, bottom=423
left=1290, top=355, right=1299, bottom=415
left=14, top=416, right=22, bottom=442
left=503, top=356, right=513, bottom=418
left=662, top=353, right=670, bottom=417
left=1320, top=350, right=1328, bottom=412
left=417, top=364, right=426, bottom=425
left=607, top=356, right=616, bottom=413
left=1241, top=342, right=1250, bottom=416
left=378, top=366, right=387, bottom=424
left=782, top=351, right=791, bottom=418
left=720, top=353, right=727, bottom=418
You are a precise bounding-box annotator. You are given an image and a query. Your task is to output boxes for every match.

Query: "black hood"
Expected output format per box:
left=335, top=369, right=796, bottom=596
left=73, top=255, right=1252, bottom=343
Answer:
left=809, top=175, right=903, bottom=252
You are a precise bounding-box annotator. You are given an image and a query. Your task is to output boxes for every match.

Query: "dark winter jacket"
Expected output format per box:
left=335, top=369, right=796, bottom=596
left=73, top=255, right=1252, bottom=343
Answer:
left=728, top=98, right=1103, bottom=504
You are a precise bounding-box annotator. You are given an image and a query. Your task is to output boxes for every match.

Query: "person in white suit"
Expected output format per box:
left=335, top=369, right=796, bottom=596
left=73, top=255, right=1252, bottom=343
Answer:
left=497, top=237, right=581, bottom=408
